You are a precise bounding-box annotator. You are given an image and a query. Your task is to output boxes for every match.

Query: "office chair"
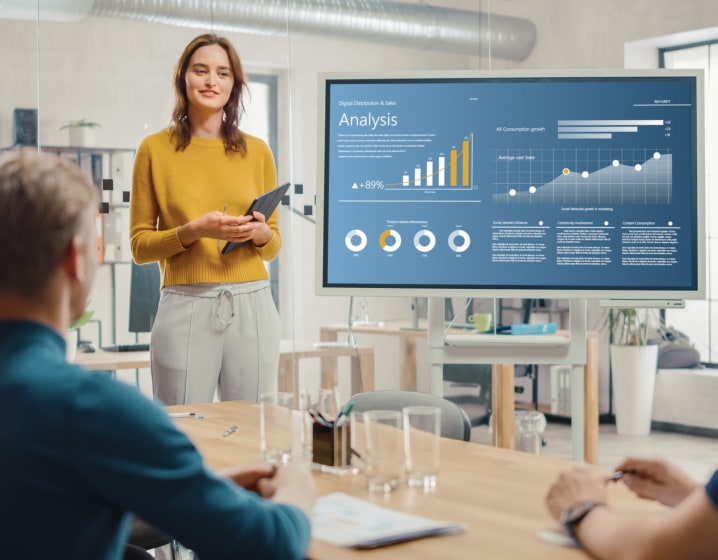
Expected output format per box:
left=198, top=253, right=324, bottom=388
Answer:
left=350, top=390, right=472, bottom=441
left=126, top=517, right=176, bottom=560
left=445, top=298, right=547, bottom=427
left=123, top=544, right=155, bottom=560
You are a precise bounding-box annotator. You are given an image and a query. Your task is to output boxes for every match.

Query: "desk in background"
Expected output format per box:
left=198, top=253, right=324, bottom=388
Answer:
left=75, top=343, right=376, bottom=398
left=75, top=349, right=150, bottom=372
left=168, top=400, right=657, bottom=560
left=319, top=323, right=598, bottom=463
left=278, top=340, right=375, bottom=395
left=74, top=349, right=150, bottom=389
left=320, top=321, right=428, bottom=391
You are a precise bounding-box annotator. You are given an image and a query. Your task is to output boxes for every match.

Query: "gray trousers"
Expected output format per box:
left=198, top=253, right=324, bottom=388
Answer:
left=150, top=280, right=280, bottom=405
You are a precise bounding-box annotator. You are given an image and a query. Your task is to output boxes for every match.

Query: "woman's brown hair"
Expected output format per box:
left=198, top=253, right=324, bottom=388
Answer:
left=169, top=33, right=248, bottom=155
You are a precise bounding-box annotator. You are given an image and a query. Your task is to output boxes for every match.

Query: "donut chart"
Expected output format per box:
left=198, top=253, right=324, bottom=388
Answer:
left=448, top=230, right=471, bottom=253
left=345, top=229, right=368, bottom=252
left=413, top=229, right=436, bottom=252
left=379, top=229, right=401, bottom=252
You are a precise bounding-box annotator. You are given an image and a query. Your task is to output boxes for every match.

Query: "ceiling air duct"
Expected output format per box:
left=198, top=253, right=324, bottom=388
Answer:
left=1, top=0, right=537, bottom=61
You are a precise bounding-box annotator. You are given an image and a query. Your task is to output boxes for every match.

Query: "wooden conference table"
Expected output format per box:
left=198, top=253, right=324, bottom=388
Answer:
left=168, top=400, right=658, bottom=560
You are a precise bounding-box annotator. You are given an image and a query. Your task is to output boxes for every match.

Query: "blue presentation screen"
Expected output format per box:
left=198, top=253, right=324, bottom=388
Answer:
left=320, top=73, right=701, bottom=295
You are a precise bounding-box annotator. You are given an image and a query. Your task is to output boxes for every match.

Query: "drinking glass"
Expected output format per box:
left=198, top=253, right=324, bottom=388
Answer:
left=259, top=391, right=294, bottom=464
left=403, top=406, right=441, bottom=488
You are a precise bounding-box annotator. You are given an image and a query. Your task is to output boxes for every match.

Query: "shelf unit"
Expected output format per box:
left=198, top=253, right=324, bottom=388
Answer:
left=3, top=145, right=138, bottom=348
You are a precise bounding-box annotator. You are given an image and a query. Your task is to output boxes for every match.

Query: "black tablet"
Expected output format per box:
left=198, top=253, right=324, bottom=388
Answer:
left=221, top=182, right=291, bottom=255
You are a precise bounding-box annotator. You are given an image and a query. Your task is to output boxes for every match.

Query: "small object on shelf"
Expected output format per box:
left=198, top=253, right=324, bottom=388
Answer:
left=497, top=322, right=557, bottom=335
left=13, top=108, right=37, bottom=146
left=59, top=118, right=101, bottom=147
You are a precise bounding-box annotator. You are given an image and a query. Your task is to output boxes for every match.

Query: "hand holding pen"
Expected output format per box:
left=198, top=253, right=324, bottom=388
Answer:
left=610, top=458, right=698, bottom=507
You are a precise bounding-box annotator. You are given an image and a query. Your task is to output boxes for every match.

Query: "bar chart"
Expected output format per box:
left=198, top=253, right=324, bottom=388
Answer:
left=395, top=133, right=473, bottom=188
left=556, top=118, right=668, bottom=140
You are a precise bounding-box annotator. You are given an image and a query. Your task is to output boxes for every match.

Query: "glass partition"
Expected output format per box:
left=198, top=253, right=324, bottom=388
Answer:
left=0, top=5, right=38, bottom=150
left=6, top=0, right=718, bottom=419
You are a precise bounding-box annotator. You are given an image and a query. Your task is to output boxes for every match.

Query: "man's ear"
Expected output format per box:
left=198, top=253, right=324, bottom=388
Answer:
left=63, top=235, right=82, bottom=281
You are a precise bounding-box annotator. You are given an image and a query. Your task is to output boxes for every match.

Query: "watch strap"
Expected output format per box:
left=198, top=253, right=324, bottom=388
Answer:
left=560, top=500, right=604, bottom=541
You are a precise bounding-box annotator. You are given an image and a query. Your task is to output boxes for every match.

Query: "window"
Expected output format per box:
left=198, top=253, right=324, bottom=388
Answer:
left=662, top=42, right=717, bottom=362
left=244, top=73, right=281, bottom=308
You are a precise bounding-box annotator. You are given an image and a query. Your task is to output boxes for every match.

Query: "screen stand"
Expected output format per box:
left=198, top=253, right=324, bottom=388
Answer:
left=427, top=297, right=588, bottom=462
left=401, top=297, right=427, bottom=331
left=350, top=296, right=385, bottom=328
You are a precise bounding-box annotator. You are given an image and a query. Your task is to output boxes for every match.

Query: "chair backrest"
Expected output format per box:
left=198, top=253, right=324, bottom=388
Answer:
left=350, top=390, right=472, bottom=441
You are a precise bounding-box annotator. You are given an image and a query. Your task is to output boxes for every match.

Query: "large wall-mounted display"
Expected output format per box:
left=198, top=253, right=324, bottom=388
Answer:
left=316, top=70, right=704, bottom=300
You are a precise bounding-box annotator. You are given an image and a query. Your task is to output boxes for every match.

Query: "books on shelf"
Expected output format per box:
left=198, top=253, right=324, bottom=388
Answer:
left=313, top=492, right=464, bottom=549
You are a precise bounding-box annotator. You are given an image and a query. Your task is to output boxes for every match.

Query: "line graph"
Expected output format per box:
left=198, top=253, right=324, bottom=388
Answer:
left=492, top=147, right=672, bottom=205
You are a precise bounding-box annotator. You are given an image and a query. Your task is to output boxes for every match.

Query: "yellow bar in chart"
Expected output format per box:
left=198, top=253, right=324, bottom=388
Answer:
left=450, top=149, right=458, bottom=186
left=462, top=139, right=470, bottom=187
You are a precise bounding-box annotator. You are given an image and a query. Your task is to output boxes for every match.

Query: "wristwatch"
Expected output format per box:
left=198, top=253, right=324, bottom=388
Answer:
left=559, top=501, right=604, bottom=540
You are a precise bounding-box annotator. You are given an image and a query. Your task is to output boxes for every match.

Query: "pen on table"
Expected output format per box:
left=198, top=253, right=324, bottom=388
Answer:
left=217, top=204, right=228, bottom=249
left=168, top=412, right=199, bottom=418
left=223, top=425, right=239, bottom=437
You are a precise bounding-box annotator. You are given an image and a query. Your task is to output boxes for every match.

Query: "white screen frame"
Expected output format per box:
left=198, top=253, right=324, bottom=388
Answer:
left=315, top=68, right=705, bottom=300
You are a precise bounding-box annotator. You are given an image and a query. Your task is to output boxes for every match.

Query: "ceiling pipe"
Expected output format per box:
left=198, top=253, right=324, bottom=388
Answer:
left=1, top=0, right=536, bottom=61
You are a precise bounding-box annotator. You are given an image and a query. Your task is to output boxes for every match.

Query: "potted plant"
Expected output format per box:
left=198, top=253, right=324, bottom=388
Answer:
left=59, top=119, right=101, bottom=147
left=606, top=308, right=660, bottom=436
left=67, top=303, right=94, bottom=362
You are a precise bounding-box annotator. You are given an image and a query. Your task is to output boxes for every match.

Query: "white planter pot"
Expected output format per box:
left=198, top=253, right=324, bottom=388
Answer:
left=68, top=127, right=95, bottom=147
left=610, top=344, right=659, bottom=436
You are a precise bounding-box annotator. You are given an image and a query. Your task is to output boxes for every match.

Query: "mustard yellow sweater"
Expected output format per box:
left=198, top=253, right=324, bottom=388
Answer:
left=130, top=130, right=281, bottom=288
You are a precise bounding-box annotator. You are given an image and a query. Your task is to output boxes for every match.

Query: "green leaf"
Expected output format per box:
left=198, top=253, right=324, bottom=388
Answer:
left=59, top=119, right=101, bottom=130
left=70, top=306, right=94, bottom=330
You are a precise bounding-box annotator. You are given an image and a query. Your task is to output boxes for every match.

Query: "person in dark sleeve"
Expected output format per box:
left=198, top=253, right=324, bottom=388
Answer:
left=0, top=151, right=314, bottom=560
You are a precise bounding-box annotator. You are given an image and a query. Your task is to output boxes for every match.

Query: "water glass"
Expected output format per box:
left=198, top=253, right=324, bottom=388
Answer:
left=349, top=410, right=368, bottom=471
left=363, top=410, right=403, bottom=493
left=403, top=406, right=441, bottom=488
left=259, top=391, right=294, bottom=464
left=514, top=410, right=547, bottom=455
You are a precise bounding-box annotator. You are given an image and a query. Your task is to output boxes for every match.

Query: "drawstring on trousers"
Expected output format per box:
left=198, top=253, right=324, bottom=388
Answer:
left=212, top=288, right=235, bottom=326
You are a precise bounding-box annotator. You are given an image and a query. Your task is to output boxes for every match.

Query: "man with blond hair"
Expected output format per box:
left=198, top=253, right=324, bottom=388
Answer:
left=0, top=151, right=314, bottom=559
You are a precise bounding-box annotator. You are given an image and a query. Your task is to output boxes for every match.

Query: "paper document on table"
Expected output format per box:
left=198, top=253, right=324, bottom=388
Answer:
left=313, top=492, right=465, bottom=549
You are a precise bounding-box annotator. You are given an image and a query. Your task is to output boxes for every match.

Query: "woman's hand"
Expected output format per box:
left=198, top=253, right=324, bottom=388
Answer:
left=178, top=210, right=272, bottom=248
left=243, top=211, right=272, bottom=246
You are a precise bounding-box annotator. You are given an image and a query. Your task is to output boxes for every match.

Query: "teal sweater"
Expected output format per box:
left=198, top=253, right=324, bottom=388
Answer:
left=0, top=320, right=310, bottom=559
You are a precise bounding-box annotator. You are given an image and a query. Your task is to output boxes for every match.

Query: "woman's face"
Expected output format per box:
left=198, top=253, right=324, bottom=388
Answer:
left=184, top=44, right=233, bottom=115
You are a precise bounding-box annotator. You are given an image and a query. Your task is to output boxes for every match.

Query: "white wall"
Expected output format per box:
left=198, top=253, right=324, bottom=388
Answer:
left=2, top=0, right=718, bottom=397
